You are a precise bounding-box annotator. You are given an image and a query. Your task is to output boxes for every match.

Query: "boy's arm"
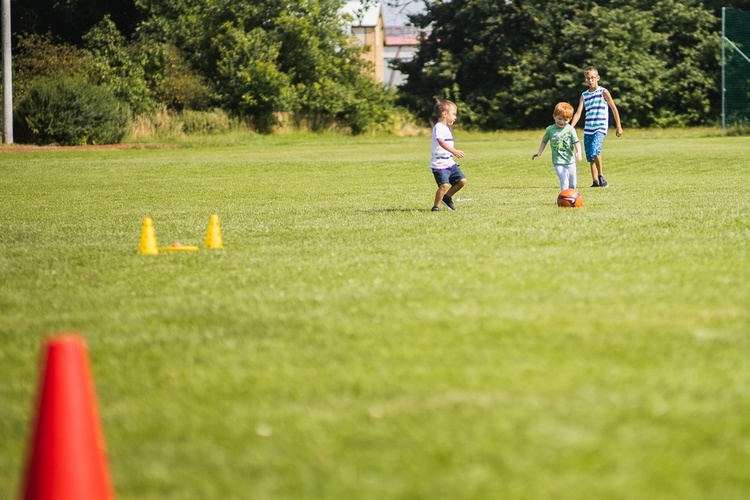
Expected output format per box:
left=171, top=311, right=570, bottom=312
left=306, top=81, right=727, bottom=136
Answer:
left=532, top=140, right=547, bottom=159
left=437, top=138, right=465, bottom=158
left=570, top=96, right=584, bottom=128
left=574, top=140, right=582, bottom=162
left=603, top=89, right=623, bottom=137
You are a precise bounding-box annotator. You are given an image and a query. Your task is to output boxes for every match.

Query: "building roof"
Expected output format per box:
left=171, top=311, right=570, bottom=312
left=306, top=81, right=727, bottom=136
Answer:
left=385, top=36, right=418, bottom=46
left=385, top=26, right=420, bottom=46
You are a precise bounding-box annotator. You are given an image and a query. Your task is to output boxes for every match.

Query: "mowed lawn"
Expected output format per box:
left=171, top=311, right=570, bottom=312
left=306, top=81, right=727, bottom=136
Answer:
left=1, top=129, right=749, bottom=499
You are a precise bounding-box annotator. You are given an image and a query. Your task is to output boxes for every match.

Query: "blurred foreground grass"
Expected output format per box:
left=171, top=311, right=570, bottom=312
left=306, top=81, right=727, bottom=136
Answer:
left=1, top=128, right=749, bottom=498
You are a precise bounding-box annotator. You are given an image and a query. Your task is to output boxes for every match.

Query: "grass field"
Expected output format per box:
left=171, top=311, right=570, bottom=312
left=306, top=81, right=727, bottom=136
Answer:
left=1, top=128, right=749, bottom=499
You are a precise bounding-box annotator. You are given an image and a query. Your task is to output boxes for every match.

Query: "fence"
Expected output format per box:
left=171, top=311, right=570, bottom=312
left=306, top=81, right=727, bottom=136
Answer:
left=722, top=8, right=750, bottom=132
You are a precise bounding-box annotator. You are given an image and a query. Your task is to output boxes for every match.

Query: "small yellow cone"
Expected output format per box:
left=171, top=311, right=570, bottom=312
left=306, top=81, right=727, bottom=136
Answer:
left=138, top=217, right=159, bottom=255
left=205, top=214, right=223, bottom=249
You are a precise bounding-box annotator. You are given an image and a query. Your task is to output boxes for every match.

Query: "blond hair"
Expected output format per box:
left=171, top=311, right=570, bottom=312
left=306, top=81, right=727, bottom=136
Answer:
left=553, top=102, right=574, bottom=120
left=583, top=66, right=599, bottom=76
left=434, top=99, right=457, bottom=119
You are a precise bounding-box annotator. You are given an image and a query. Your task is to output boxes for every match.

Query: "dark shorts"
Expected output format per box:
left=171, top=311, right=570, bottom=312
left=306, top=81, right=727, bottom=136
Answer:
left=432, top=164, right=466, bottom=186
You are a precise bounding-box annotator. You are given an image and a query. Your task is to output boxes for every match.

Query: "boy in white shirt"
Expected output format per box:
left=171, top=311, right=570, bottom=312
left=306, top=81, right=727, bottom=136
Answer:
left=430, top=100, right=466, bottom=211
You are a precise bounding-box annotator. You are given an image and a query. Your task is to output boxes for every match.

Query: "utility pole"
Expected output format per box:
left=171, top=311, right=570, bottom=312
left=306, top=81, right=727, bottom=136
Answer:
left=2, top=0, right=12, bottom=144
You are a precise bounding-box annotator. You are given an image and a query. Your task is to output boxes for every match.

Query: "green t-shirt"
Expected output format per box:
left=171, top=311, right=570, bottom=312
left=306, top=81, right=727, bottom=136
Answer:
left=542, top=124, right=579, bottom=165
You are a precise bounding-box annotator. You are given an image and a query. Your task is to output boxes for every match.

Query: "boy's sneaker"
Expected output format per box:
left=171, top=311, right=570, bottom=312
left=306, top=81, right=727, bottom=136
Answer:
left=590, top=181, right=600, bottom=188
left=442, top=195, right=457, bottom=210
left=598, top=175, right=609, bottom=188
left=431, top=206, right=441, bottom=212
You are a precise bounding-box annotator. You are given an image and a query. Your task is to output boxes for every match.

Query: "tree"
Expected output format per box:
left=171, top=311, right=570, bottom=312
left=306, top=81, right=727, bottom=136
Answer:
left=83, top=16, right=154, bottom=114
left=398, top=0, right=721, bottom=129
left=11, top=0, right=399, bottom=133
left=11, top=0, right=143, bottom=44
left=212, top=23, right=293, bottom=128
left=135, top=0, right=397, bottom=131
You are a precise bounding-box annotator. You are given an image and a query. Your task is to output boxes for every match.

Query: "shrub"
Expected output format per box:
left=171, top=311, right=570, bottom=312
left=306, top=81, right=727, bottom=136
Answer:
left=12, top=33, right=100, bottom=104
left=725, top=116, right=750, bottom=137
left=128, top=107, right=184, bottom=141
left=181, top=109, right=235, bottom=135
left=15, top=77, right=131, bottom=145
left=127, top=108, right=239, bottom=140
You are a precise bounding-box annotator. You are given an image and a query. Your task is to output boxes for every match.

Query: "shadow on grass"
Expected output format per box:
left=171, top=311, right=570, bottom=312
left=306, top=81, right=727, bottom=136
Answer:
left=359, top=208, right=429, bottom=213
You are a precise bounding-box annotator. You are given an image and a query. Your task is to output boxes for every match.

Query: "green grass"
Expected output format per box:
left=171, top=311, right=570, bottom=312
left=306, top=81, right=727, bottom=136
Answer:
left=1, top=128, right=749, bottom=499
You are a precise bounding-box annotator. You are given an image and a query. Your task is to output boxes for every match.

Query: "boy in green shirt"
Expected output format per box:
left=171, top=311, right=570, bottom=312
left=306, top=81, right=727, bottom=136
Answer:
left=532, top=102, right=582, bottom=191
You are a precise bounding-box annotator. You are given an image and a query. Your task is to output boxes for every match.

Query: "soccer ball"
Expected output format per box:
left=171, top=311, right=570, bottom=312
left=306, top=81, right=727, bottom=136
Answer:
left=557, top=188, right=583, bottom=208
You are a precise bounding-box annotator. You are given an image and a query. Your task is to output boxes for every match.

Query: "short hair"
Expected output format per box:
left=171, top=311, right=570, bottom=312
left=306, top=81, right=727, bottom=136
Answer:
left=554, top=102, right=574, bottom=120
left=583, top=66, right=599, bottom=76
left=434, top=99, right=457, bottom=118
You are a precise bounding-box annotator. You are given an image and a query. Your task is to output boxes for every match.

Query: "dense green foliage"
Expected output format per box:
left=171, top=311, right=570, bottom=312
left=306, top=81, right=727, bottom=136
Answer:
left=398, top=0, right=722, bottom=128
left=14, top=77, right=131, bottom=145
left=12, top=33, right=100, bottom=100
left=11, top=0, right=143, bottom=45
left=12, top=0, right=398, bottom=135
left=1, top=131, right=750, bottom=497
left=9, top=0, right=750, bottom=133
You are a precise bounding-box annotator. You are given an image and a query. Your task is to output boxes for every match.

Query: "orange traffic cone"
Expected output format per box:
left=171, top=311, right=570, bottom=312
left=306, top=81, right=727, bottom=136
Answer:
left=138, top=217, right=159, bottom=255
left=21, top=335, right=115, bottom=500
left=205, top=214, right=223, bottom=249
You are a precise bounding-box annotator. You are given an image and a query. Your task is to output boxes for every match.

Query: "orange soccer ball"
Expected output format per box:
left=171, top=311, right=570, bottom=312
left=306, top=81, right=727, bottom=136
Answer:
left=557, top=188, right=583, bottom=208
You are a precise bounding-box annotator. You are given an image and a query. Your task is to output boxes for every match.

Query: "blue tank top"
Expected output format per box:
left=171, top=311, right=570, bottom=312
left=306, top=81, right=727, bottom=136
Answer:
left=582, top=86, right=609, bottom=136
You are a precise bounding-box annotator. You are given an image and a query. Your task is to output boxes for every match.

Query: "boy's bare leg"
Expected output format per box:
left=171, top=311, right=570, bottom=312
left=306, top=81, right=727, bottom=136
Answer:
left=593, top=156, right=604, bottom=178
left=592, top=155, right=608, bottom=186
left=434, top=183, right=450, bottom=207
left=445, top=178, right=467, bottom=198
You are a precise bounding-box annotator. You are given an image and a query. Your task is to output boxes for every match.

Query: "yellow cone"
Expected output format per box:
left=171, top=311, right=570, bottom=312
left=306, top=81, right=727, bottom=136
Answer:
left=205, top=214, right=223, bottom=249
left=138, top=217, right=159, bottom=255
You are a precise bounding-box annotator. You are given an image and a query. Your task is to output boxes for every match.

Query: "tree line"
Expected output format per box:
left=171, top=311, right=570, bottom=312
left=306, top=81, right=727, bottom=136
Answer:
left=397, top=0, right=750, bottom=128
left=11, top=0, right=398, bottom=134
left=9, top=0, right=750, bottom=135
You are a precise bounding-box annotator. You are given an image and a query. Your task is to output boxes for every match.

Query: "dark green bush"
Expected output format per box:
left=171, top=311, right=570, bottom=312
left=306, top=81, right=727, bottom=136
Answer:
left=15, top=77, right=131, bottom=146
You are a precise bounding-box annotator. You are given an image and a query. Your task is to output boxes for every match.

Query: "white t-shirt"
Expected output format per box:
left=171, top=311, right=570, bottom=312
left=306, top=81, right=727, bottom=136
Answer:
left=430, top=122, right=456, bottom=170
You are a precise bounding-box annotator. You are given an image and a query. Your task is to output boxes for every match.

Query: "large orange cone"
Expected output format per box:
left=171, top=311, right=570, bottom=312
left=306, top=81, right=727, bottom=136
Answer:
left=21, top=335, right=115, bottom=500
left=138, top=217, right=159, bottom=255
left=205, top=214, right=223, bottom=249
